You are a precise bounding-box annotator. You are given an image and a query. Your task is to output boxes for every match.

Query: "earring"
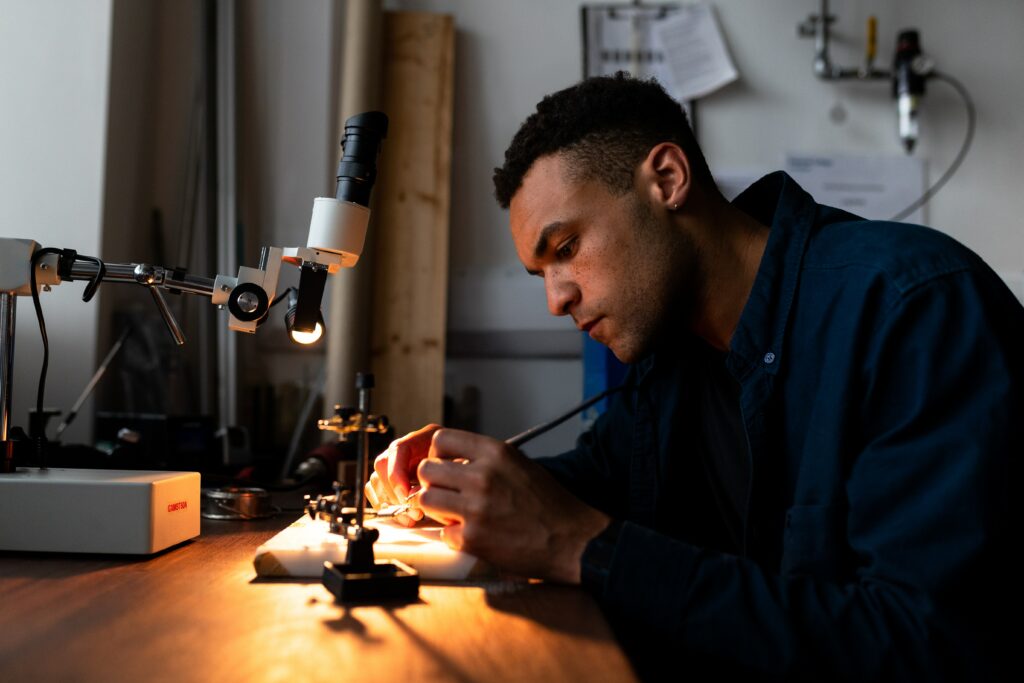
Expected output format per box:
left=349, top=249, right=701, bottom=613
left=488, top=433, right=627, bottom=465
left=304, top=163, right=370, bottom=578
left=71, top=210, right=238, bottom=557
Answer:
left=671, top=203, right=679, bottom=211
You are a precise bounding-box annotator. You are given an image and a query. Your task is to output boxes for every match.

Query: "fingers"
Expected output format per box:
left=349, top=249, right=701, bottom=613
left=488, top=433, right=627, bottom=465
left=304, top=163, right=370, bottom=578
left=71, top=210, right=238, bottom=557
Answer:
left=385, top=506, right=422, bottom=528
left=394, top=510, right=424, bottom=527
left=366, top=428, right=511, bottom=530
left=373, top=425, right=486, bottom=505
left=415, top=432, right=512, bottom=528
left=417, top=457, right=479, bottom=494
left=372, top=452, right=401, bottom=506
left=428, top=428, right=507, bottom=464
left=418, top=485, right=464, bottom=526
left=388, top=424, right=442, bottom=498
left=364, top=478, right=381, bottom=509
left=392, top=497, right=425, bottom=526
left=362, top=474, right=423, bottom=527
left=439, top=523, right=464, bottom=551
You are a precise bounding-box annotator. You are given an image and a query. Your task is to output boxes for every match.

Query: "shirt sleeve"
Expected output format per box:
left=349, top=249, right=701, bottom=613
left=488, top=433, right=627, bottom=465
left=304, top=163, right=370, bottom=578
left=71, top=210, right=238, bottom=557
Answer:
left=580, top=269, right=1019, bottom=681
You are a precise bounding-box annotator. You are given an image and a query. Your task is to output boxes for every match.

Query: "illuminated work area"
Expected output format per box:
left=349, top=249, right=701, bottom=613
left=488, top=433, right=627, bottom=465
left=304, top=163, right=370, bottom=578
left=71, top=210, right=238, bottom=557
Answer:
left=1, top=1, right=1020, bottom=681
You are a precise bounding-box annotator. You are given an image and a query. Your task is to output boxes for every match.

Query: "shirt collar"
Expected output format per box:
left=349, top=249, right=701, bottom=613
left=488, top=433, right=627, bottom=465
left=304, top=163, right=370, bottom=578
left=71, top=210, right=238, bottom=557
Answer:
left=726, top=171, right=817, bottom=378
left=632, top=171, right=816, bottom=385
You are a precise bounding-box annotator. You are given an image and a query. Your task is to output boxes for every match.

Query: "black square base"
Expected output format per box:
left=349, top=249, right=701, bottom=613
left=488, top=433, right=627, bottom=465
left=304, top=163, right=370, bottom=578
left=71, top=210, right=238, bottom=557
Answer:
left=322, top=559, right=420, bottom=604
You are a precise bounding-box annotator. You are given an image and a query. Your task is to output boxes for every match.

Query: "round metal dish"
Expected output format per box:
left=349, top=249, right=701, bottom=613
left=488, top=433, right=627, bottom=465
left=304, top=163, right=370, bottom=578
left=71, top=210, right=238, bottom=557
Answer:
left=201, top=486, right=276, bottom=520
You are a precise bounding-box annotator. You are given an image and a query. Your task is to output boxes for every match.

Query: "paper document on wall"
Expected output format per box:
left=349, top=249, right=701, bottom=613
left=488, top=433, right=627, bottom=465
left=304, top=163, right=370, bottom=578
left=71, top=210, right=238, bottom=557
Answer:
left=785, top=154, right=927, bottom=224
left=582, top=4, right=689, bottom=107
left=656, top=3, right=738, bottom=100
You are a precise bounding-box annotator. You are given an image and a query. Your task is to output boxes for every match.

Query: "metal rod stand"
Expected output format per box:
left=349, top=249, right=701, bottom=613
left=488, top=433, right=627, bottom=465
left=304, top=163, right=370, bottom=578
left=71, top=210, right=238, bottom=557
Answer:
left=1, top=293, right=17, bottom=473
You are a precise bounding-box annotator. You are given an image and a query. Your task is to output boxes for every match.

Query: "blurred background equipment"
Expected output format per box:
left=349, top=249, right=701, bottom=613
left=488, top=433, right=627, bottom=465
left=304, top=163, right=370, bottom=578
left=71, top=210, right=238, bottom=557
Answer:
left=797, top=0, right=976, bottom=220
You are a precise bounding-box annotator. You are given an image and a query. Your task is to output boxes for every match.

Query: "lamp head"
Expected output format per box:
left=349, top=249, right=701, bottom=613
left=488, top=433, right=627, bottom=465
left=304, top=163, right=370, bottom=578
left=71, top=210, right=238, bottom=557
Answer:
left=285, top=288, right=325, bottom=345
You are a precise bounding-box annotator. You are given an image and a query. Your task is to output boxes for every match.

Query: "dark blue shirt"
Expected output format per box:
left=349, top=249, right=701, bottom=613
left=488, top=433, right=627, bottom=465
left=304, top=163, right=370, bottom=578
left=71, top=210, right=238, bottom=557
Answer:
left=693, top=342, right=749, bottom=553
left=539, top=172, right=1020, bottom=681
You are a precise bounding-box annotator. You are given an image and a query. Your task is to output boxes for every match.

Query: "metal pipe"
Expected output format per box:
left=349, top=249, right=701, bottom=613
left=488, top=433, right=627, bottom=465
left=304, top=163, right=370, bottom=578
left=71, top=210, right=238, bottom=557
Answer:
left=217, top=0, right=239, bottom=428
left=67, top=260, right=216, bottom=298
left=70, top=261, right=137, bottom=283
left=150, top=288, right=188, bottom=346
left=0, top=294, right=16, bottom=446
left=325, top=0, right=383, bottom=423
left=354, top=374, right=372, bottom=529
left=812, top=0, right=835, bottom=78
left=801, top=0, right=887, bottom=81
left=162, top=271, right=216, bottom=297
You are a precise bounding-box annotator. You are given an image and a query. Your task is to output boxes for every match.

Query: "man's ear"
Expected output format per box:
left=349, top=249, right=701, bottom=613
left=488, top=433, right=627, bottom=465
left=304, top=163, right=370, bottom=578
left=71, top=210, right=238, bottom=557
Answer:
left=638, top=142, right=692, bottom=211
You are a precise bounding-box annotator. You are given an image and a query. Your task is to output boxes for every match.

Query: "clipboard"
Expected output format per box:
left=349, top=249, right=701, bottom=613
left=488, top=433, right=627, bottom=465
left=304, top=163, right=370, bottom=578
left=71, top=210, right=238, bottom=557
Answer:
left=581, top=2, right=696, bottom=130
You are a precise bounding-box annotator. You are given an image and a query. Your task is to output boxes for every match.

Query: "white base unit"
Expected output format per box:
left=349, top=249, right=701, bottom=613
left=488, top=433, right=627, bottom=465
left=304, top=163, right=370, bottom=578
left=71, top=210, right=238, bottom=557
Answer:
left=0, top=468, right=200, bottom=554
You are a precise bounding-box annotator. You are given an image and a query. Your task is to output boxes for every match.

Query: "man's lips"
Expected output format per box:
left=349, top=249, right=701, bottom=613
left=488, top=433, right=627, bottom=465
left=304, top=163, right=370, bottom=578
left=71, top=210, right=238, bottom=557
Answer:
left=578, top=317, right=602, bottom=334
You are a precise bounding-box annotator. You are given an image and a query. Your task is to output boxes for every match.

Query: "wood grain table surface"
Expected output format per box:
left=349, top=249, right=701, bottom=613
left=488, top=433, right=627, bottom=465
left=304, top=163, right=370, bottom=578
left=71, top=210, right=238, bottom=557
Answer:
left=0, top=514, right=638, bottom=683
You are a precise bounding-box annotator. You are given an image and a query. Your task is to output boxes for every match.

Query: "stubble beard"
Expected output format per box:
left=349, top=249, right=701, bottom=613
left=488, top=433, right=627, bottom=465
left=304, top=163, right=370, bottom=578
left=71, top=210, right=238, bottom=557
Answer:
left=611, top=196, right=702, bottom=363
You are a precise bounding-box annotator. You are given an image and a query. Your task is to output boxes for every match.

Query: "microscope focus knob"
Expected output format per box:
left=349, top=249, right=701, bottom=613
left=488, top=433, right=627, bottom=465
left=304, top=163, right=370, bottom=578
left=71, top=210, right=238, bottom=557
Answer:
left=227, top=283, right=269, bottom=322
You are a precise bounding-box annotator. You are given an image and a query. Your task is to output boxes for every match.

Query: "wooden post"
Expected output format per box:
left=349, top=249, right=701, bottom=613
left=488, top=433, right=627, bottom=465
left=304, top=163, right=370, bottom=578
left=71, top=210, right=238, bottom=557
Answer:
left=370, top=12, right=455, bottom=433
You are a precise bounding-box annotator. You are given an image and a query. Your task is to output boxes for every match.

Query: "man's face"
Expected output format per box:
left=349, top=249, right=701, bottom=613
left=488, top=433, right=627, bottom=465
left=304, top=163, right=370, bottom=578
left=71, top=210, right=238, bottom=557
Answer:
left=509, top=153, right=694, bottom=363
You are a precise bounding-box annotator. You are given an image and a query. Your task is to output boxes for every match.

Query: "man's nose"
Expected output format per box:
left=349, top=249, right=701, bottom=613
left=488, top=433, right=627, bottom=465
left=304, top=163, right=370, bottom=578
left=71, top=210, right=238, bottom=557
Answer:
left=545, top=273, right=578, bottom=317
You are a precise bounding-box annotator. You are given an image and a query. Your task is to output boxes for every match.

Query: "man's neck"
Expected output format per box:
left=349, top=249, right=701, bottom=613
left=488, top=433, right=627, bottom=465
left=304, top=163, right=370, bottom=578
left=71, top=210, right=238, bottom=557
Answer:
left=687, top=199, right=770, bottom=351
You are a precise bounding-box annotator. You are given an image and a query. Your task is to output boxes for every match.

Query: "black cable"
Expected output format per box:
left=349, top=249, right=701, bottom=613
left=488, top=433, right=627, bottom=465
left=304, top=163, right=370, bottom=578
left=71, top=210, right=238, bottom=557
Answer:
left=890, top=71, right=976, bottom=222
left=505, top=384, right=627, bottom=448
left=29, top=248, right=63, bottom=468
left=77, top=254, right=106, bottom=302
left=270, top=286, right=295, bottom=309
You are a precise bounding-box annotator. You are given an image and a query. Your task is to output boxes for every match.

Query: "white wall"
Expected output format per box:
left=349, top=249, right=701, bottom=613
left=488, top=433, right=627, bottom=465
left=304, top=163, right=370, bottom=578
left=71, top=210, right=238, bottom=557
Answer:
left=388, top=0, right=1024, bottom=273
left=382, top=0, right=1024, bottom=453
left=235, top=0, right=339, bottom=424
left=0, top=0, right=113, bottom=443
left=704, top=0, right=1024, bottom=269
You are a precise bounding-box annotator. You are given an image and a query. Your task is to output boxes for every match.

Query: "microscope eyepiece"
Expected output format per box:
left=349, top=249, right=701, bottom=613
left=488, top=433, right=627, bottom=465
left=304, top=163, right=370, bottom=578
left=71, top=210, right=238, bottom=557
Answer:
left=336, top=111, right=389, bottom=208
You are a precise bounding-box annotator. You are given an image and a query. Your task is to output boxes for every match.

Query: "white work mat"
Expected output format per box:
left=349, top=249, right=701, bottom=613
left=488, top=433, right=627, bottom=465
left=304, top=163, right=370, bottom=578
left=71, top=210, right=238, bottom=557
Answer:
left=253, top=514, right=486, bottom=580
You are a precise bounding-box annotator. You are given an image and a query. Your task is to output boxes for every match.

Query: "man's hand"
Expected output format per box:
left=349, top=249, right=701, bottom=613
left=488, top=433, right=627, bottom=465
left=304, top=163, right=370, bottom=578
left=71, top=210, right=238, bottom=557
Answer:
left=415, top=428, right=611, bottom=584
left=365, top=423, right=441, bottom=527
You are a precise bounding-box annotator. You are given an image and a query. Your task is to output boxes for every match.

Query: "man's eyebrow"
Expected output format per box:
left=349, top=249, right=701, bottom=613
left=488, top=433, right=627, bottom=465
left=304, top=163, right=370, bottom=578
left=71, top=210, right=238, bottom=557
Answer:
left=533, top=221, right=566, bottom=260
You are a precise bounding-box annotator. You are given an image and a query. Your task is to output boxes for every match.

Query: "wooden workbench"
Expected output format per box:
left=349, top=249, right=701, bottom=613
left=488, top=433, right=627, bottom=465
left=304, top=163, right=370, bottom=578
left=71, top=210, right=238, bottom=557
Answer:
left=0, top=515, right=638, bottom=682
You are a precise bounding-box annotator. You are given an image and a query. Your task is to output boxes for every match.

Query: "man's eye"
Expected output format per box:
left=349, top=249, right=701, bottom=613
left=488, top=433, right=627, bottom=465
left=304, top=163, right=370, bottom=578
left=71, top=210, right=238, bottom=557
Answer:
left=556, top=238, right=576, bottom=260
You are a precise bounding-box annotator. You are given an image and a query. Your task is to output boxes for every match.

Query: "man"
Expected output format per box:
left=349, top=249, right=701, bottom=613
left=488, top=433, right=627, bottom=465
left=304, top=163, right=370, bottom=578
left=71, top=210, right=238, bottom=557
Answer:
left=366, top=73, right=1018, bottom=680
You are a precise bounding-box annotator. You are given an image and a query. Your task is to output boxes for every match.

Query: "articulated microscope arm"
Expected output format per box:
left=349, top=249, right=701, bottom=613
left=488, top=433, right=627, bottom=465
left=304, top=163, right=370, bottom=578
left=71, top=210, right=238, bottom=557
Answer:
left=0, top=111, right=388, bottom=471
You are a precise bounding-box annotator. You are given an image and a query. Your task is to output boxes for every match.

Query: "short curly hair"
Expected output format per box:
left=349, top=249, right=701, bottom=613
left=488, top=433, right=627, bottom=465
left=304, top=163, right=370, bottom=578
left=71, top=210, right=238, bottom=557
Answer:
left=493, top=73, right=715, bottom=209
